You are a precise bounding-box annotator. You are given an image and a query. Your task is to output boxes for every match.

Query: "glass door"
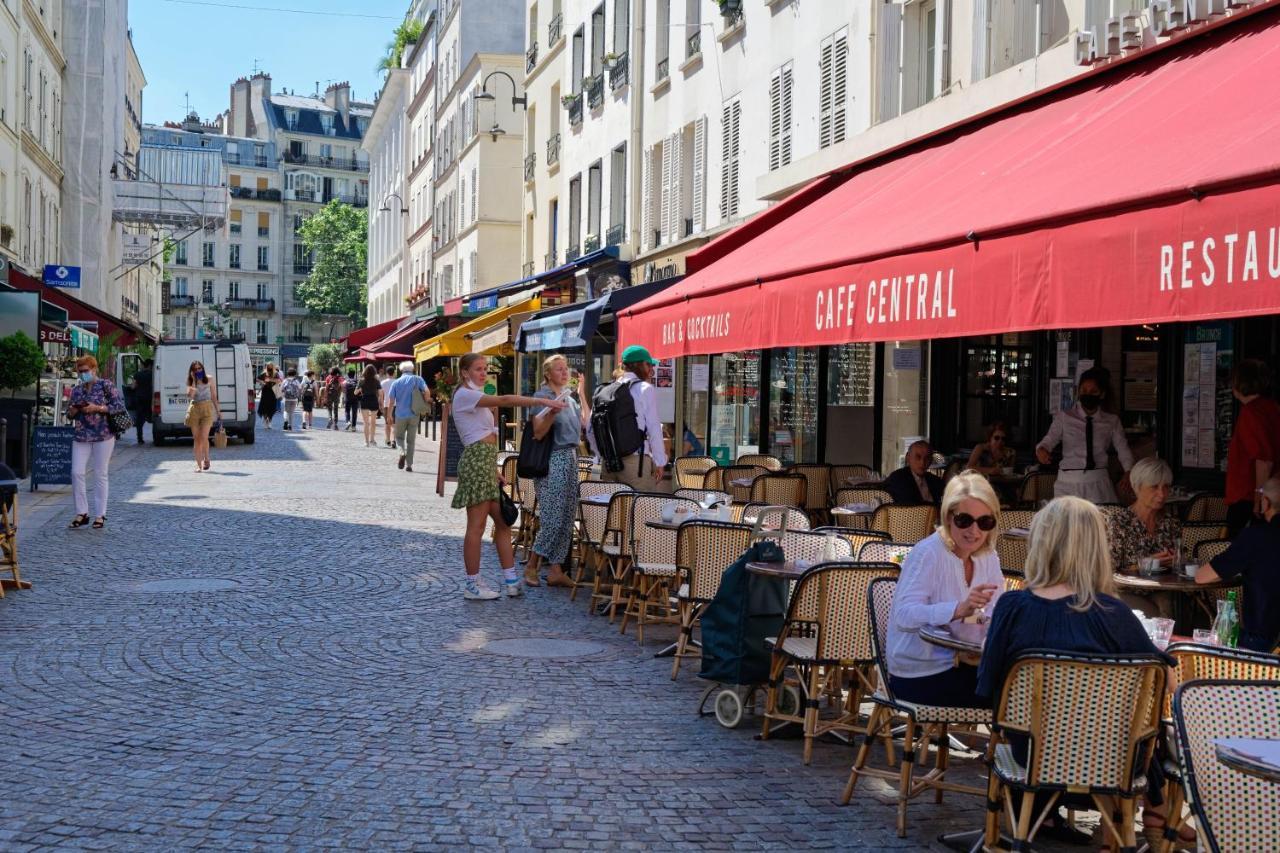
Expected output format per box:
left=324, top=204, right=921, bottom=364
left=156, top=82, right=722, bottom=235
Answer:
left=709, top=350, right=761, bottom=465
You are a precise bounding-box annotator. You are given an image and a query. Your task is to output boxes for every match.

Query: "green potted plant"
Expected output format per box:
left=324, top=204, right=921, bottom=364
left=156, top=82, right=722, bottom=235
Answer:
left=560, top=92, right=581, bottom=108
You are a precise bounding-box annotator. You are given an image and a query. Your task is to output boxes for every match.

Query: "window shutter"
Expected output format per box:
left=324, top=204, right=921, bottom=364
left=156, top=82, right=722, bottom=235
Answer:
left=641, top=145, right=653, bottom=250
left=471, top=250, right=478, bottom=287
left=818, top=37, right=833, bottom=149
left=720, top=102, right=731, bottom=220
left=780, top=63, right=793, bottom=166
left=831, top=32, right=847, bottom=145
left=660, top=136, right=673, bottom=245
left=973, top=0, right=990, bottom=81
left=729, top=101, right=740, bottom=219
left=878, top=3, right=902, bottom=121
left=667, top=131, right=683, bottom=240
left=769, top=69, right=782, bottom=171
left=691, top=116, right=706, bottom=233
left=471, top=167, right=478, bottom=222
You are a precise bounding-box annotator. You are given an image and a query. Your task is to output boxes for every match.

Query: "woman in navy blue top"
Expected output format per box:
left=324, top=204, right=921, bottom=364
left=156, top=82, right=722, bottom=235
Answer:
left=976, top=496, right=1184, bottom=846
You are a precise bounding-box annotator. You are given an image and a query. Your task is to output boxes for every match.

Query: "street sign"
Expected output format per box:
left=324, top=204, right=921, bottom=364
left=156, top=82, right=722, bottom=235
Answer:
left=43, top=265, right=81, bottom=289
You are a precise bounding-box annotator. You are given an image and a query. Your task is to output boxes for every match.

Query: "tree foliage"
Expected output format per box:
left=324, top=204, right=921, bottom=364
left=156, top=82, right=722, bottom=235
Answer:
left=296, top=201, right=368, bottom=326
left=378, top=19, right=425, bottom=72
left=308, top=343, right=342, bottom=376
left=0, top=331, right=46, bottom=395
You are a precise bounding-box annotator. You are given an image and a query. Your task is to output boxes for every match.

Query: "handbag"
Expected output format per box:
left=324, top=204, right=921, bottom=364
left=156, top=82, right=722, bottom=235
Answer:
left=212, top=420, right=228, bottom=449
left=100, top=380, right=133, bottom=436
left=183, top=403, right=196, bottom=427
left=410, top=381, right=431, bottom=417
left=499, top=489, right=520, bottom=527
left=516, top=418, right=553, bottom=479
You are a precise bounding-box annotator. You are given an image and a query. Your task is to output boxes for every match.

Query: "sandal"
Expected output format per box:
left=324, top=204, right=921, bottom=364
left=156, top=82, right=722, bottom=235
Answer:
left=69, top=514, right=90, bottom=529
left=202, top=460, right=210, bottom=470
left=92, top=517, right=106, bottom=529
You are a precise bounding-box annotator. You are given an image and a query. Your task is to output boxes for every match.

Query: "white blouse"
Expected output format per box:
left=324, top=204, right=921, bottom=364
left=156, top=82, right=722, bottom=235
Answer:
left=451, top=383, right=497, bottom=446
left=886, top=532, right=1004, bottom=680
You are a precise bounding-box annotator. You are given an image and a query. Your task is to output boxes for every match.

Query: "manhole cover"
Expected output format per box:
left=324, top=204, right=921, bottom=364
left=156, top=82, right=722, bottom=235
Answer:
left=483, top=638, right=605, bottom=659
left=135, top=578, right=240, bottom=593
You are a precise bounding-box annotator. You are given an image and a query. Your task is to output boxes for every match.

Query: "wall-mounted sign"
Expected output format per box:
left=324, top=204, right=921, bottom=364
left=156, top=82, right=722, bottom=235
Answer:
left=43, top=265, right=81, bottom=289
left=122, top=234, right=152, bottom=264
left=39, top=325, right=70, bottom=344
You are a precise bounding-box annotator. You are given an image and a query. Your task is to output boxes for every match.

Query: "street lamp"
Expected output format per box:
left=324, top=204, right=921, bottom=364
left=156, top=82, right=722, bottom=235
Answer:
left=472, top=70, right=527, bottom=111
left=378, top=192, right=408, bottom=214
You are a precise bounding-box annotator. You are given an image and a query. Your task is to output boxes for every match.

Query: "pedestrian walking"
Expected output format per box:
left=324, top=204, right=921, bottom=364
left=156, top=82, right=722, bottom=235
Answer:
left=301, top=370, right=317, bottom=429
left=186, top=360, right=220, bottom=473
left=381, top=364, right=399, bottom=448
left=524, top=355, right=590, bottom=589
left=131, top=358, right=153, bottom=444
left=358, top=365, right=384, bottom=447
left=324, top=367, right=343, bottom=429
left=589, top=345, right=668, bottom=491
left=343, top=368, right=360, bottom=431
left=258, top=363, right=281, bottom=430
left=65, top=355, right=124, bottom=530
left=386, top=361, right=429, bottom=471
left=451, top=353, right=567, bottom=600
left=280, top=368, right=303, bottom=431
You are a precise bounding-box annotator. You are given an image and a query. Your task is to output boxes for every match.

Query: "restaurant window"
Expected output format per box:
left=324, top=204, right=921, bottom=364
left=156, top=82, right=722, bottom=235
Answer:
left=682, top=355, right=710, bottom=458
left=709, top=350, right=761, bottom=464
left=881, top=340, right=930, bottom=475
left=826, top=343, right=877, bottom=465
left=768, top=347, right=819, bottom=465
left=961, top=333, right=1035, bottom=446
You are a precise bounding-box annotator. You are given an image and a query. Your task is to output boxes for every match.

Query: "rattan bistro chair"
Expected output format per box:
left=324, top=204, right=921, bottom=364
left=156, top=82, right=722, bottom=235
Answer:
left=1017, top=471, right=1057, bottom=508
left=997, top=509, right=1035, bottom=533
left=981, top=651, right=1166, bottom=853
left=499, top=454, right=519, bottom=501
left=722, top=465, right=768, bottom=503
left=1173, top=680, right=1280, bottom=853
left=737, top=453, right=783, bottom=471
left=514, top=471, right=540, bottom=561
left=750, top=472, right=807, bottom=508
left=674, top=455, right=717, bottom=490
left=673, top=488, right=732, bottom=507
left=0, top=482, right=19, bottom=598
left=590, top=491, right=636, bottom=619
left=857, top=540, right=915, bottom=564
left=870, top=504, right=936, bottom=544
left=742, top=503, right=811, bottom=531
left=621, top=494, right=701, bottom=643
left=762, top=562, right=900, bottom=765
left=1184, top=494, right=1229, bottom=523
left=811, top=527, right=888, bottom=558
left=789, top=463, right=833, bottom=525
left=670, top=521, right=754, bottom=680
left=831, top=487, right=893, bottom=531
left=841, top=578, right=991, bottom=838
left=831, top=464, right=880, bottom=488
left=573, top=481, right=632, bottom=602
left=995, top=533, right=1030, bottom=573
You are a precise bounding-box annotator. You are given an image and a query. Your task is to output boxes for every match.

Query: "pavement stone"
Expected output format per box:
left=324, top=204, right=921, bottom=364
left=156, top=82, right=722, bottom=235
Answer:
left=0, top=412, right=1103, bottom=850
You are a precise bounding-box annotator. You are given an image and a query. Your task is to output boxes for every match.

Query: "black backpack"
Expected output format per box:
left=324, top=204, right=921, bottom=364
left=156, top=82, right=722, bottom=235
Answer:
left=590, top=379, right=646, bottom=473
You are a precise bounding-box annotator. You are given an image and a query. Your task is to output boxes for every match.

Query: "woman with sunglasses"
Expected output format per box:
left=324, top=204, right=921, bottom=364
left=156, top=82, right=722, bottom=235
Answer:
left=886, top=471, right=1004, bottom=707
left=965, top=421, right=1015, bottom=476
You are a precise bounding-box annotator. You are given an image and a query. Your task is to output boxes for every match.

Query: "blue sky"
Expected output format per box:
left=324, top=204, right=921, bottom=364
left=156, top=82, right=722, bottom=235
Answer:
left=131, top=0, right=408, bottom=125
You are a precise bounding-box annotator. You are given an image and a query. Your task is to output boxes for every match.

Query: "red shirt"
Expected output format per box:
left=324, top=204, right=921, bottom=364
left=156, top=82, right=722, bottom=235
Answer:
left=1225, top=396, right=1280, bottom=505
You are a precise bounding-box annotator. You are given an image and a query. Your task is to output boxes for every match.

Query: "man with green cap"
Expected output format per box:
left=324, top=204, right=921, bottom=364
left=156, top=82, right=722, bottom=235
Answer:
left=589, top=344, right=669, bottom=491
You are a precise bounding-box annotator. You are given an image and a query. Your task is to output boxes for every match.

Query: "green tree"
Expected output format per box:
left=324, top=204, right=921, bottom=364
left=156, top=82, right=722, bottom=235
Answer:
left=296, top=200, right=368, bottom=326
left=308, top=343, right=342, bottom=376
left=377, top=19, right=425, bottom=72
left=0, top=331, right=46, bottom=396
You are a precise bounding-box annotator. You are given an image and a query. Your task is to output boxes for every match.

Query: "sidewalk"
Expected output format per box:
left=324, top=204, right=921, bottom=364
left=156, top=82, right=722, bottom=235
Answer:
left=14, top=437, right=148, bottom=549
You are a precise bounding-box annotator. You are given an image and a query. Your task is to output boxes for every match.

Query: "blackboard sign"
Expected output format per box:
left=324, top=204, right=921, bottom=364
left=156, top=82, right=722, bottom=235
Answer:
left=31, top=426, right=74, bottom=490
left=444, top=415, right=463, bottom=477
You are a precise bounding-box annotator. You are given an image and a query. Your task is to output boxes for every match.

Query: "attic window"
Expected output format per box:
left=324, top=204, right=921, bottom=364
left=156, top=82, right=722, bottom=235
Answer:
left=285, top=109, right=299, bottom=129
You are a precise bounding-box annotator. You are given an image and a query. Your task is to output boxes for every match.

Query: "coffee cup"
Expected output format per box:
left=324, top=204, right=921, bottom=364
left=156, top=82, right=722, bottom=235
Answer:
left=1183, top=561, right=1198, bottom=579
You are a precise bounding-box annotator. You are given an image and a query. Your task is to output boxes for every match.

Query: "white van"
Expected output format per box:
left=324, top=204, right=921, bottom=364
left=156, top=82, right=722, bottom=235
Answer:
left=118, top=340, right=256, bottom=445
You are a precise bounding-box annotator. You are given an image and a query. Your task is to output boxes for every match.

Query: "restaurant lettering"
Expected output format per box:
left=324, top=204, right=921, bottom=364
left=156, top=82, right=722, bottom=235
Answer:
left=660, top=311, right=732, bottom=346
left=1159, top=227, right=1280, bottom=292
left=815, top=269, right=957, bottom=331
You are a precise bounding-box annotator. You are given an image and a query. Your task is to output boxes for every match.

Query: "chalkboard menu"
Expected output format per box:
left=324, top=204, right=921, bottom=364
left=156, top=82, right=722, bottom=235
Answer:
left=444, top=415, right=463, bottom=477
left=31, top=425, right=74, bottom=490
left=828, top=343, right=875, bottom=407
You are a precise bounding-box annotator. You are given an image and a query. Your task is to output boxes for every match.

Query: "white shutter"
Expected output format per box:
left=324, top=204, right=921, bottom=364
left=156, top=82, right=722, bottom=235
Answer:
left=938, top=0, right=951, bottom=95
left=878, top=3, right=902, bottom=121
left=722, top=101, right=740, bottom=221
left=691, top=116, right=706, bottom=233
left=668, top=131, right=683, bottom=240
left=471, top=167, right=478, bottom=222
left=471, top=250, right=478, bottom=287
left=769, top=69, right=782, bottom=171
left=641, top=145, right=653, bottom=250
left=831, top=32, right=847, bottom=145
left=972, top=0, right=990, bottom=81
left=818, top=37, right=833, bottom=149
left=719, top=102, right=731, bottom=220
left=780, top=63, right=793, bottom=167
left=659, top=135, right=674, bottom=245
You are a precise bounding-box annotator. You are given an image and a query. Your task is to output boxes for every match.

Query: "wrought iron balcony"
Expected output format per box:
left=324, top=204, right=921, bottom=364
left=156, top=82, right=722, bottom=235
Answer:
left=605, top=224, right=624, bottom=248
left=585, top=75, right=604, bottom=110
left=548, top=13, right=562, bottom=46
left=687, top=31, right=701, bottom=59
left=656, top=57, right=670, bottom=83
left=170, top=294, right=195, bottom=308
left=722, top=3, right=744, bottom=30
left=566, top=245, right=581, bottom=262
left=584, top=234, right=601, bottom=253
left=526, top=42, right=538, bottom=73
left=229, top=186, right=253, bottom=199
left=609, top=53, right=629, bottom=91
left=544, top=250, right=558, bottom=270
left=282, top=151, right=368, bottom=172
left=224, top=298, right=275, bottom=312
left=524, top=151, right=536, bottom=183
left=256, top=189, right=281, bottom=201
left=258, top=227, right=270, bottom=237
left=293, top=263, right=313, bottom=275
left=568, top=97, right=583, bottom=126
left=546, top=133, right=560, bottom=167
left=288, top=335, right=311, bottom=343
left=522, top=261, right=535, bottom=278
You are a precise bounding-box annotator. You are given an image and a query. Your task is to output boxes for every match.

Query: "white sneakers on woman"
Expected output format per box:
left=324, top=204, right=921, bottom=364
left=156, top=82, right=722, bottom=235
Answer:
left=464, top=577, right=500, bottom=600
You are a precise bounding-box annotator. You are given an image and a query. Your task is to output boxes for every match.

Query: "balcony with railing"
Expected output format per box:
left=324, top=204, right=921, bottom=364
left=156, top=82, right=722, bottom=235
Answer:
left=293, top=262, right=314, bottom=275
left=721, top=1, right=744, bottom=34
left=526, top=42, right=538, bottom=73
left=224, top=298, right=276, bottom=312
left=524, top=151, right=536, bottom=183
left=522, top=261, right=535, bottom=278
left=546, top=133, right=560, bottom=167
left=656, top=57, right=670, bottom=84
left=281, top=151, right=368, bottom=172
left=170, top=294, right=195, bottom=308
left=287, top=335, right=312, bottom=344
left=584, top=233, right=601, bottom=253
left=585, top=74, right=604, bottom=110
left=544, top=250, right=558, bottom=270
left=548, top=13, right=562, bottom=46
left=606, top=224, right=625, bottom=248
left=319, top=192, right=369, bottom=208
left=567, top=96, right=583, bottom=127
left=609, top=53, right=629, bottom=91
left=566, top=244, right=581, bottom=262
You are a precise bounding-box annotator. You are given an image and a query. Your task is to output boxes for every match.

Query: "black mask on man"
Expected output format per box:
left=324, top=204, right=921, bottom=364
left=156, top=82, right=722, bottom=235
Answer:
left=1078, top=394, right=1101, bottom=410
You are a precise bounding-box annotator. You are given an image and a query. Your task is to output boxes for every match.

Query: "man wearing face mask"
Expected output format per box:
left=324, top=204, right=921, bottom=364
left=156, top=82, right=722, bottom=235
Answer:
left=1035, top=367, right=1133, bottom=504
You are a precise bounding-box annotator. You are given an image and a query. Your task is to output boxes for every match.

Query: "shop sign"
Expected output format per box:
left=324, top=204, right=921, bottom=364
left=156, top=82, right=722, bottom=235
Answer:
left=467, top=293, right=498, bottom=313
left=69, top=324, right=99, bottom=352
left=122, top=234, right=152, bottom=264
left=470, top=325, right=509, bottom=353
left=43, top=265, right=81, bottom=289
left=39, top=326, right=70, bottom=344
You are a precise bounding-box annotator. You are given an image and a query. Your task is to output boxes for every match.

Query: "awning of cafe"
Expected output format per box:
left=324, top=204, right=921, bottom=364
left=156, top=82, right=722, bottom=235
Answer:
left=343, top=316, right=404, bottom=351
left=414, top=297, right=541, bottom=362
left=7, top=266, right=148, bottom=345
left=357, top=317, right=440, bottom=362
left=620, top=7, right=1280, bottom=360
left=516, top=279, right=679, bottom=352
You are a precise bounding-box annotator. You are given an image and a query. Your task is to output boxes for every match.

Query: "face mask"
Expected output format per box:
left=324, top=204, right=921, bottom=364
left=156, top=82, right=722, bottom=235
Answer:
left=1078, top=393, right=1101, bottom=410
left=79, top=371, right=93, bottom=383
left=195, top=370, right=205, bottom=380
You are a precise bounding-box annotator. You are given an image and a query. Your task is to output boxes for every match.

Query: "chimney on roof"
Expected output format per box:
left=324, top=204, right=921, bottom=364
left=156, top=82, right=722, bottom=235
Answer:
left=229, top=77, right=250, bottom=137
left=248, top=72, right=272, bottom=139
left=325, top=81, right=351, bottom=126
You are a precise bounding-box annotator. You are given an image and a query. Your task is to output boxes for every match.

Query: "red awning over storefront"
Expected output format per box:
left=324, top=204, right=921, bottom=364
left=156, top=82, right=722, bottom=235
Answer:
left=360, top=318, right=437, bottom=359
left=7, top=267, right=146, bottom=345
left=343, top=317, right=404, bottom=351
left=620, top=7, right=1280, bottom=359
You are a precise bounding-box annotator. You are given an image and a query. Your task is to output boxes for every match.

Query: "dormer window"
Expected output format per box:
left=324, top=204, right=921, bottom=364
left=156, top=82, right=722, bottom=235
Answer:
left=320, top=113, right=334, bottom=135
left=285, top=109, right=299, bottom=129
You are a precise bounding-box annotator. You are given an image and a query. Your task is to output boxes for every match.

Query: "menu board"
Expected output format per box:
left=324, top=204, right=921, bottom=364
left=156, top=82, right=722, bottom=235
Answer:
left=30, top=426, right=74, bottom=489
left=1181, top=323, right=1234, bottom=471
left=1124, top=351, right=1158, bottom=413
left=653, top=358, right=675, bottom=423
left=828, top=343, right=875, bottom=407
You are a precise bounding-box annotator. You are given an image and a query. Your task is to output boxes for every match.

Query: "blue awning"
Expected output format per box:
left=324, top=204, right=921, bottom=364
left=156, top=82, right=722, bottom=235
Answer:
left=516, top=279, right=678, bottom=353
left=463, top=246, right=622, bottom=313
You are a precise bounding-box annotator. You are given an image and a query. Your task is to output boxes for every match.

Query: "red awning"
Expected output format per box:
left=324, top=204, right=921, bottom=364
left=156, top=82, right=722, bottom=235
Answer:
left=620, top=7, right=1280, bottom=359
left=362, top=318, right=437, bottom=355
left=7, top=267, right=146, bottom=345
left=344, top=317, right=404, bottom=350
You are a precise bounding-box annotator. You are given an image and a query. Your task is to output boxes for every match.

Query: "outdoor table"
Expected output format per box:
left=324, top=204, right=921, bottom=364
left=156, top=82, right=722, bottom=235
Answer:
left=1003, top=527, right=1030, bottom=539
left=745, top=559, right=816, bottom=582
left=920, top=621, right=989, bottom=657
left=1112, top=570, right=1234, bottom=620
left=1214, top=738, right=1280, bottom=783
left=831, top=503, right=876, bottom=530
left=581, top=493, right=612, bottom=506
left=729, top=477, right=755, bottom=488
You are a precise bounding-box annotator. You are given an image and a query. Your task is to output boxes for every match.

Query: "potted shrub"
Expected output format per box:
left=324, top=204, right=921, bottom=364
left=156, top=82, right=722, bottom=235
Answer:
left=0, top=224, right=13, bottom=246
left=560, top=93, right=581, bottom=108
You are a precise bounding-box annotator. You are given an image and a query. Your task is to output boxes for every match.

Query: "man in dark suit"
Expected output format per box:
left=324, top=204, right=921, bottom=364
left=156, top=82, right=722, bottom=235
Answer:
left=883, top=439, right=944, bottom=507
left=131, top=359, right=154, bottom=444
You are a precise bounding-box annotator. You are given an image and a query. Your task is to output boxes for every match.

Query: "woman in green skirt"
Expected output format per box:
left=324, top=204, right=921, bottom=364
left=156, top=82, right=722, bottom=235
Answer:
left=451, top=353, right=567, bottom=600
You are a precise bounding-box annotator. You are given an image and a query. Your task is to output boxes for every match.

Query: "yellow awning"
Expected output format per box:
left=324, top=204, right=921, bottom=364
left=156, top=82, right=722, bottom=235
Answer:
left=414, top=297, right=540, bottom=362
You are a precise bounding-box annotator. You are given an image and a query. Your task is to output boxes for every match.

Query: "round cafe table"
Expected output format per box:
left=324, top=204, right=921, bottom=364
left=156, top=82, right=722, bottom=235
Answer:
left=745, top=559, right=815, bottom=582
left=1112, top=570, right=1235, bottom=620
left=920, top=621, right=989, bottom=657
left=1214, top=738, right=1280, bottom=783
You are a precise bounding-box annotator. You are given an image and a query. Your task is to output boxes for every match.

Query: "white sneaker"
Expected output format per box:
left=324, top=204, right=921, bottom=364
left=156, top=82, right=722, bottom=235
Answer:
left=464, top=578, right=500, bottom=601
left=504, top=577, right=523, bottom=597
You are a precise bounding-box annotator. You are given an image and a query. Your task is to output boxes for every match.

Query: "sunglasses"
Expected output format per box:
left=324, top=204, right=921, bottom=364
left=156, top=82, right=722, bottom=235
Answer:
left=991, top=434, right=1006, bottom=440
left=952, top=512, right=997, bottom=531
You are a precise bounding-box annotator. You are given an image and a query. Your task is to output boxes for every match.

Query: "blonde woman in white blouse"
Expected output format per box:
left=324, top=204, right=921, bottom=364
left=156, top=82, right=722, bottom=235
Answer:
left=886, top=472, right=1003, bottom=708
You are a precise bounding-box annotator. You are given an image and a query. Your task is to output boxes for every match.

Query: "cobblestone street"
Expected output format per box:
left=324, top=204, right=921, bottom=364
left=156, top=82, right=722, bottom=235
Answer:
left=0, top=416, right=1090, bottom=851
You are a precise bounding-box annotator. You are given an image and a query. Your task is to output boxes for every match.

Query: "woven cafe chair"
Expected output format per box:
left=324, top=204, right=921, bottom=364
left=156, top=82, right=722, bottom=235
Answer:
left=763, top=562, right=899, bottom=764
left=721, top=465, right=768, bottom=503
left=577, top=457, right=595, bottom=481
left=857, top=540, right=914, bottom=563
left=1173, top=680, right=1280, bottom=853
left=750, top=472, right=807, bottom=508
left=1192, top=539, right=1231, bottom=564
left=1184, top=494, right=1228, bottom=523
left=997, top=509, right=1035, bottom=533
left=979, top=651, right=1166, bottom=853
left=789, top=463, right=833, bottom=525
left=1192, top=538, right=1242, bottom=622
left=776, top=529, right=853, bottom=567
left=870, top=504, right=936, bottom=544
left=1017, top=471, right=1057, bottom=508
left=1157, top=644, right=1280, bottom=853
left=744, top=504, right=811, bottom=531
left=1183, top=522, right=1228, bottom=553
left=670, top=520, right=754, bottom=679
left=620, top=494, right=701, bottom=643
left=1001, top=569, right=1026, bottom=592
left=995, top=533, right=1030, bottom=574
left=674, top=455, right=717, bottom=490
left=701, top=466, right=725, bottom=491
left=1095, top=503, right=1128, bottom=529
left=831, top=464, right=880, bottom=489
left=674, top=488, right=732, bottom=507
left=840, top=578, right=991, bottom=837
left=737, top=453, right=782, bottom=471
left=513, top=471, right=541, bottom=562
left=811, top=526, right=888, bottom=557
left=499, top=454, right=520, bottom=501
left=588, top=491, right=636, bottom=618
left=0, top=483, right=19, bottom=598
left=573, top=481, right=632, bottom=602
left=831, top=487, right=893, bottom=531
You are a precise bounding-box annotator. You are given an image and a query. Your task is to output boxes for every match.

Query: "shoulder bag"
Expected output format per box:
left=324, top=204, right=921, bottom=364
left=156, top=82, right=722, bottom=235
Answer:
left=410, top=379, right=431, bottom=417
left=100, top=380, right=133, bottom=437
left=516, top=416, right=553, bottom=479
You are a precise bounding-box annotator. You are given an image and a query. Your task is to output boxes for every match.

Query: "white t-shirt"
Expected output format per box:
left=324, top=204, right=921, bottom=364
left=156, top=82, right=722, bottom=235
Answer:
left=451, top=383, right=497, bottom=446
left=380, top=377, right=394, bottom=405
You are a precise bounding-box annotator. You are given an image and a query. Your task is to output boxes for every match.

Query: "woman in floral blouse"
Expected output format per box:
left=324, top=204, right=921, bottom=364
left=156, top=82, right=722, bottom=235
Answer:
left=1105, top=456, right=1181, bottom=617
left=66, top=355, right=125, bottom=529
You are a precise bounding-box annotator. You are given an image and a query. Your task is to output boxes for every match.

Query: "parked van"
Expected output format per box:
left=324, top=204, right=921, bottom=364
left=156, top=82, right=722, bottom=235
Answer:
left=117, top=339, right=256, bottom=445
